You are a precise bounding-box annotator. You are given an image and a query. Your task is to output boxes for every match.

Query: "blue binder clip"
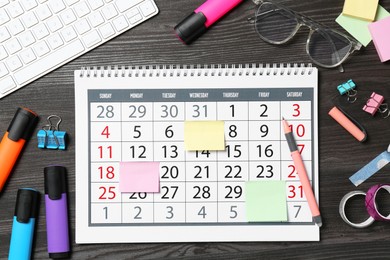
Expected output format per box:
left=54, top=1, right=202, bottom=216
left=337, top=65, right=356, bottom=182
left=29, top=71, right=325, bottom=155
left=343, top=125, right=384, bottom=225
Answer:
left=37, top=115, right=67, bottom=150
left=337, top=79, right=357, bottom=103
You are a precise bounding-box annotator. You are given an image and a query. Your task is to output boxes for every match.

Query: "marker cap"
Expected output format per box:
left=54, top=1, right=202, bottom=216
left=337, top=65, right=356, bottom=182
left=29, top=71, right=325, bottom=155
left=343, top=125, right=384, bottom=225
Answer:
left=44, top=166, right=70, bottom=259
left=8, top=107, right=39, bottom=142
left=44, top=166, right=67, bottom=200
left=14, top=188, right=40, bottom=223
left=174, top=12, right=207, bottom=44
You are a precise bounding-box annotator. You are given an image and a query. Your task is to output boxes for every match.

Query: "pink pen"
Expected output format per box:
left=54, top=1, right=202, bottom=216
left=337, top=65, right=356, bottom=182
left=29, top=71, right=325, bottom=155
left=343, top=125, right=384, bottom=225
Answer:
left=174, top=0, right=244, bottom=44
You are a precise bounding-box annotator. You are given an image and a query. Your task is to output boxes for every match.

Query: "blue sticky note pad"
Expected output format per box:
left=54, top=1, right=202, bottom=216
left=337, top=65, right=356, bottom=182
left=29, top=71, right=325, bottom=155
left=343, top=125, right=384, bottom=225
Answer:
left=349, top=151, right=390, bottom=186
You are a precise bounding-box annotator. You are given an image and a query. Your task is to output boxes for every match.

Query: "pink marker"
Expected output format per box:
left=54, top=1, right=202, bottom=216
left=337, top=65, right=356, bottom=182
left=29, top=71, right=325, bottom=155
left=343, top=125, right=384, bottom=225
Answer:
left=282, top=118, right=322, bottom=227
left=174, top=0, right=243, bottom=44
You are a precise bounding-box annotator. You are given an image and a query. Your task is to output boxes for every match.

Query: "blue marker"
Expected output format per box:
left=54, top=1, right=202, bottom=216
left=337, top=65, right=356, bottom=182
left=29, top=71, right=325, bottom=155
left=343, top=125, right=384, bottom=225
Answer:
left=9, top=188, right=40, bottom=260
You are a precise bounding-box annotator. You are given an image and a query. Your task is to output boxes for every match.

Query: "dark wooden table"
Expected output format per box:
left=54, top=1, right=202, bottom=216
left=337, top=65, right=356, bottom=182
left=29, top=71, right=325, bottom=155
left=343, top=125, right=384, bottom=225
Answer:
left=1, top=0, right=390, bottom=259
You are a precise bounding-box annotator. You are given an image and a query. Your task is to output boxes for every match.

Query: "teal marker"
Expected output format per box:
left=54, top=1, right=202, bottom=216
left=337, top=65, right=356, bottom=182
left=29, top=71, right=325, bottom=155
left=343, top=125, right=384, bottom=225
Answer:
left=8, top=188, right=40, bottom=260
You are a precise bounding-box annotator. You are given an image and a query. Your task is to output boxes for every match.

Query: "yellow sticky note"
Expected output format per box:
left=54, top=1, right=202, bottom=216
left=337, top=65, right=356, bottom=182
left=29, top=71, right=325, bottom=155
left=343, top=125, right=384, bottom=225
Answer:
left=342, top=0, right=379, bottom=21
left=184, top=121, right=225, bottom=151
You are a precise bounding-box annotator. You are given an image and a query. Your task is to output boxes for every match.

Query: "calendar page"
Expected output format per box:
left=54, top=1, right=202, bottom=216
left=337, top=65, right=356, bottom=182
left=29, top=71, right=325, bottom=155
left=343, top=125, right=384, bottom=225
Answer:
left=75, top=65, right=319, bottom=243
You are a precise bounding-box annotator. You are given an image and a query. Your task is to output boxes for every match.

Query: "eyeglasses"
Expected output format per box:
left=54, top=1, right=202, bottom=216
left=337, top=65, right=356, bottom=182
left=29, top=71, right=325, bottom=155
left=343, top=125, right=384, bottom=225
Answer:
left=250, top=0, right=362, bottom=72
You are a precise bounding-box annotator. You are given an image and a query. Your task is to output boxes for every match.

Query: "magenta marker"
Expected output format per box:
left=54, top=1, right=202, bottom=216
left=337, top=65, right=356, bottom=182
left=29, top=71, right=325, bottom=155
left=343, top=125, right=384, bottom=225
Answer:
left=44, top=166, right=70, bottom=259
left=174, top=0, right=243, bottom=44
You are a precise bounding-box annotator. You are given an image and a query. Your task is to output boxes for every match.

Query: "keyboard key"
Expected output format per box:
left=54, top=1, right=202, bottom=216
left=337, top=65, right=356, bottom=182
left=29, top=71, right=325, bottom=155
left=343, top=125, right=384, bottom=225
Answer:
left=88, top=11, right=104, bottom=27
left=88, top=0, right=104, bottom=10
left=0, top=8, right=10, bottom=26
left=74, top=19, right=91, bottom=35
left=7, top=2, right=24, bottom=18
left=47, top=33, right=64, bottom=49
left=61, top=9, right=77, bottom=25
left=14, top=40, right=85, bottom=84
left=139, top=0, right=156, bottom=17
left=65, top=0, right=79, bottom=6
left=99, top=23, right=114, bottom=39
left=0, top=46, right=8, bottom=61
left=0, top=63, right=9, bottom=77
left=6, top=56, right=23, bottom=72
left=0, top=76, right=16, bottom=94
left=19, top=31, right=36, bottom=47
left=8, top=19, right=25, bottom=35
left=113, top=15, right=128, bottom=32
left=61, top=26, right=77, bottom=42
left=32, top=23, right=50, bottom=39
left=126, top=7, right=140, bottom=19
left=129, top=13, right=142, bottom=24
left=21, top=0, right=38, bottom=11
left=0, top=27, right=11, bottom=43
left=33, top=41, right=50, bottom=56
left=47, top=16, right=63, bottom=32
left=74, top=2, right=90, bottom=17
left=35, top=4, right=52, bottom=21
left=20, top=48, right=37, bottom=64
left=21, top=12, right=39, bottom=28
left=0, top=0, right=9, bottom=8
left=49, top=0, right=66, bottom=14
left=101, top=4, right=118, bottom=20
left=116, top=0, right=142, bottom=13
left=6, top=38, right=22, bottom=54
left=82, top=30, right=101, bottom=48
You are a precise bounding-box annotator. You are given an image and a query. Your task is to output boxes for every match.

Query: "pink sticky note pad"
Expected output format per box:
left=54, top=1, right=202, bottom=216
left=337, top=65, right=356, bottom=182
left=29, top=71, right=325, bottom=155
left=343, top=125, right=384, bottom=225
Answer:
left=119, top=162, right=160, bottom=192
left=363, top=92, right=384, bottom=115
left=369, top=16, right=390, bottom=62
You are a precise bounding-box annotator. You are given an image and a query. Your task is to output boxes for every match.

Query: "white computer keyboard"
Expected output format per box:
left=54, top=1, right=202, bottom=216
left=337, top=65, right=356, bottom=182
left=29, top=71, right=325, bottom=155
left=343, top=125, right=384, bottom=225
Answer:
left=0, top=0, right=159, bottom=99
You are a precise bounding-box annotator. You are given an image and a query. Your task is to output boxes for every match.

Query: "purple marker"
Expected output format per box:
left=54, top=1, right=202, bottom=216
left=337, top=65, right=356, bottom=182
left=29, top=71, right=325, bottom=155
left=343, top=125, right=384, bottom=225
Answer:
left=44, top=166, right=70, bottom=259
left=174, top=0, right=243, bottom=44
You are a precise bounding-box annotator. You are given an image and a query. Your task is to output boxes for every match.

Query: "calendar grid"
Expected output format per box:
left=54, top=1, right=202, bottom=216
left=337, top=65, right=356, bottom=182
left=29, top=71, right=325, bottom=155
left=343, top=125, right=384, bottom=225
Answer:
left=87, top=88, right=316, bottom=226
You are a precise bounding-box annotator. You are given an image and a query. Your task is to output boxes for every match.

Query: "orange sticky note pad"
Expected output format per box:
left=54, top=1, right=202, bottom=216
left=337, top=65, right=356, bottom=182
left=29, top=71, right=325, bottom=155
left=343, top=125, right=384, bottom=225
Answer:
left=342, top=0, right=379, bottom=21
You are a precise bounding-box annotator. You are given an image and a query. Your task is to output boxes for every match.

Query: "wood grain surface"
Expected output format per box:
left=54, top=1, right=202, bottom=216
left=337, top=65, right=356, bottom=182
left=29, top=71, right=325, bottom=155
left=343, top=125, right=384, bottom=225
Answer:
left=1, top=0, right=390, bottom=259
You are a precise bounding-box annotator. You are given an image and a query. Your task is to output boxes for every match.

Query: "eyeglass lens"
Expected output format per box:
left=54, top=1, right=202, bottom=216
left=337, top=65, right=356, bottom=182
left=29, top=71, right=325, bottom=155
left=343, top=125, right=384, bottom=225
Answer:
left=255, top=2, right=353, bottom=67
left=308, top=29, right=352, bottom=67
left=255, top=3, right=298, bottom=44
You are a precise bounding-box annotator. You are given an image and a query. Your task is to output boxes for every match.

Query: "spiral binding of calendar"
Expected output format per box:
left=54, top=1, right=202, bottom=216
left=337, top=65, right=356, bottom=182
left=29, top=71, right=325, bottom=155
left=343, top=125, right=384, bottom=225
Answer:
left=79, top=63, right=314, bottom=78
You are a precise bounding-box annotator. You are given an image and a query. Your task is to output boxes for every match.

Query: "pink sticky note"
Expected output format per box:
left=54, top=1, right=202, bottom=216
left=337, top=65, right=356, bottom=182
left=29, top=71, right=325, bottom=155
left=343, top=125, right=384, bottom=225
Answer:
left=369, top=16, right=390, bottom=62
left=119, top=162, right=160, bottom=192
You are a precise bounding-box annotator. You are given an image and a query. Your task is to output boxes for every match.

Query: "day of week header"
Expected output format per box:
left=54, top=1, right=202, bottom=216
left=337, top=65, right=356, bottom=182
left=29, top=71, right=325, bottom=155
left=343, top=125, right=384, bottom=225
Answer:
left=130, top=93, right=143, bottom=98
left=162, top=93, right=176, bottom=98
left=223, top=92, right=239, bottom=98
left=258, top=92, right=270, bottom=98
left=99, top=93, right=112, bottom=99
left=287, top=92, right=303, bottom=97
left=189, top=93, right=209, bottom=98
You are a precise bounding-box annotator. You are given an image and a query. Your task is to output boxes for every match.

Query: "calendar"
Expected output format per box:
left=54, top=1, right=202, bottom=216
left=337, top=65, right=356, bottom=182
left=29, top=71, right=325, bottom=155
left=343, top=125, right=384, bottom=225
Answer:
left=75, top=64, right=319, bottom=243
